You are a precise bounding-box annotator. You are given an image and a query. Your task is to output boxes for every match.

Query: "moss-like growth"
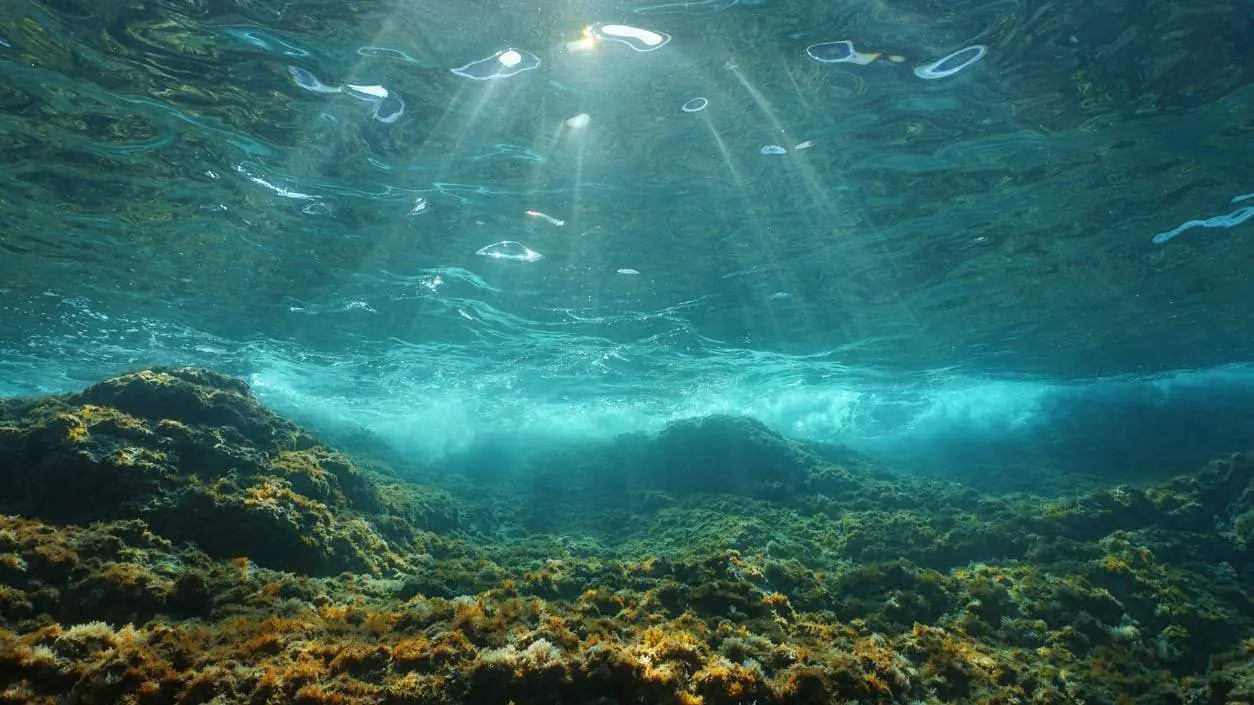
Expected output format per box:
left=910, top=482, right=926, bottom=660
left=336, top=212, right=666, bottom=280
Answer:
left=0, top=369, right=1253, bottom=703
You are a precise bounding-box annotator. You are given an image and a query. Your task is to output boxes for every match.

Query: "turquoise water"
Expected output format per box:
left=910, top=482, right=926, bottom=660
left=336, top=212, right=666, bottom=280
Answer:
left=2, top=0, right=1254, bottom=479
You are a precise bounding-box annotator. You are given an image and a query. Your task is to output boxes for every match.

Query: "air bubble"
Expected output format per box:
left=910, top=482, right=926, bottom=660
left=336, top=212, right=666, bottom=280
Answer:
left=914, top=45, right=987, bottom=79
left=288, top=66, right=342, bottom=93
left=805, top=40, right=881, bottom=65
left=451, top=48, right=541, bottom=80
left=681, top=97, right=708, bottom=113
left=476, top=241, right=543, bottom=262
left=588, top=23, right=672, bottom=52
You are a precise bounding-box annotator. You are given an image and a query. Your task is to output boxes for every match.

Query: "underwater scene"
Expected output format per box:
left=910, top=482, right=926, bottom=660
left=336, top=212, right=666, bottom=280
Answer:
left=3, top=0, right=1254, bottom=702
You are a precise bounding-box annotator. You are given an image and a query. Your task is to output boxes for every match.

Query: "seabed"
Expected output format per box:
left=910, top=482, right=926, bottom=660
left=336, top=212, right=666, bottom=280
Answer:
left=1, top=368, right=1252, bottom=704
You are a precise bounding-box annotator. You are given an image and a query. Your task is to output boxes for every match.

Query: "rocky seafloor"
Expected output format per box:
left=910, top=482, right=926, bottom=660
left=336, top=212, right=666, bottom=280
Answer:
left=1, top=368, right=1254, bottom=704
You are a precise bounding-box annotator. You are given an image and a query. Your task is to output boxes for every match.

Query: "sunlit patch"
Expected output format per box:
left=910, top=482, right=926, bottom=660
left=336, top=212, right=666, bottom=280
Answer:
left=476, top=241, right=543, bottom=262
left=805, top=40, right=881, bottom=65
left=913, top=45, right=987, bottom=79
left=451, top=48, right=541, bottom=80
left=759, top=144, right=787, bottom=155
left=588, top=23, right=672, bottom=52
left=565, top=113, right=591, bottom=129
left=681, top=97, right=709, bottom=113
left=408, top=198, right=429, bottom=216
left=566, top=28, right=600, bottom=53
left=567, top=37, right=598, bottom=52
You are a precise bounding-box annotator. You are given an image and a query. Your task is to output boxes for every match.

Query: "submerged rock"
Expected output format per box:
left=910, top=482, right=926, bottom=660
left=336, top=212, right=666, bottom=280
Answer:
left=2, top=368, right=1254, bottom=704
left=0, top=367, right=404, bottom=576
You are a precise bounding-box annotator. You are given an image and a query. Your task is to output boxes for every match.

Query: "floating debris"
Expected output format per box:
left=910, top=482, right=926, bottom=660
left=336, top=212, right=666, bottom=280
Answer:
left=760, top=144, right=787, bottom=155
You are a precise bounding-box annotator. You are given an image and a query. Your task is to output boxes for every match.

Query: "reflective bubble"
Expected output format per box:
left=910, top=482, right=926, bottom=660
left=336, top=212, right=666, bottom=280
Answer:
left=805, top=40, right=880, bottom=65
left=333, top=86, right=396, bottom=122
left=451, top=48, right=541, bottom=80
left=476, top=241, right=543, bottom=262
left=288, top=66, right=342, bottom=93
left=681, top=97, right=708, bottom=113
left=589, top=23, right=671, bottom=52
left=914, top=45, right=987, bottom=79
left=760, top=144, right=787, bottom=155
left=341, top=84, right=405, bottom=123
left=372, top=93, right=405, bottom=123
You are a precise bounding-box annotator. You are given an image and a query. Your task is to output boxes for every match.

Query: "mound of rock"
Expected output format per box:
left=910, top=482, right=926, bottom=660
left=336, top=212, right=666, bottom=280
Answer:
left=0, top=367, right=409, bottom=576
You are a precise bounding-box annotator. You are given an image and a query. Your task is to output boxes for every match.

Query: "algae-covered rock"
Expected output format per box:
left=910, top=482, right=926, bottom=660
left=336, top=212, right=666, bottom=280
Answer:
left=4, top=368, right=1254, bottom=704
left=0, top=367, right=407, bottom=576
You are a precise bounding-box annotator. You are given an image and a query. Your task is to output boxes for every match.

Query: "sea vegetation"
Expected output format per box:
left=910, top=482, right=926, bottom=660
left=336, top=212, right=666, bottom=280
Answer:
left=0, top=367, right=1253, bottom=703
